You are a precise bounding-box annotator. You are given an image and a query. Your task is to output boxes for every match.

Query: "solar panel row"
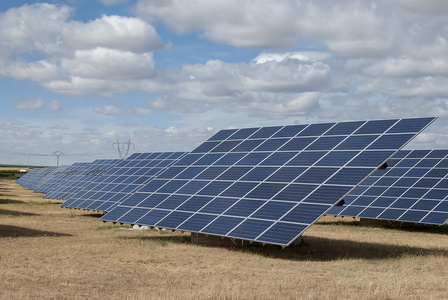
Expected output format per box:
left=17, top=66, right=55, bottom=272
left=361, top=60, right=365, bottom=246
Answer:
left=59, top=152, right=187, bottom=212
left=17, top=160, right=118, bottom=197
left=330, top=149, right=448, bottom=225
left=43, top=159, right=120, bottom=199
left=17, top=166, right=64, bottom=191
left=15, top=117, right=438, bottom=247
left=100, top=117, right=436, bottom=246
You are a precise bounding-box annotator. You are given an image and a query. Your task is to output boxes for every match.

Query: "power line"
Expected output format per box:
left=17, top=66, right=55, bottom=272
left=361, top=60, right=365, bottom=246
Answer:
left=0, top=149, right=50, bottom=156
left=0, top=149, right=117, bottom=157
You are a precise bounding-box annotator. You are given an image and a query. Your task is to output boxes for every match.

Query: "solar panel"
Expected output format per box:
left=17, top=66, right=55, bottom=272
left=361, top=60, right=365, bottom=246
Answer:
left=43, top=159, right=120, bottom=199
left=17, top=166, right=64, bottom=191
left=329, top=149, right=448, bottom=225
left=33, top=165, right=75, bottom=193
left=100, top=117, right=435, bottom=247
left=16, top=168, right=42, bottom=189
left=37, top=162, right=89, bottom=198
left=59, top=152, right=187, bottom=212
left=40, top=162, right=94, bottom=196
left=15, top=167, right=43, bottom=187
left=40, top=163, right=101, bottom=195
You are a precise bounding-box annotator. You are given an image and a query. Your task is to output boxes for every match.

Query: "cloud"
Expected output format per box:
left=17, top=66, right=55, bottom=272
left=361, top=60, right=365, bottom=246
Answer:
left=37, top=47, right=156, bottom=96
left=49, top=123, right=68, bottom=130
left=362, top=57, right=448, bottom=78
left=11, top=97, right=45, bottom=110
left=0, top=4, right=163, bottom=56
left=3, top=0, right=448, bottom=162
left=254, top=52, right=331, bottom=64
left=131, top=126, right=214, bottom=152
left=164, top=126, right=178, bottom=134
left=60, top=48, right=155, bottom=80
left=38, top=131, right=62, bottom=140
left=47, top=100, right=61, bottom=111
left=136, top=0, right=301, bottom=48
left=65, top=14, right=163, bottom=53
left=0, top=3, right=163, bottom=96
left=3, top=1, right=448, bottom=107
left=134, top=0, right=448, bottom=103
left=129, top=0, right=448, bottom=124
left=93, top=104, right=153, bottom=117
left=0, top=3, right=72, bottom=58
left=135, top=0, right=448, bottom=57
left=42, top=77, right=134, bottom=97
left=135, top=0, right=395, bottom=53
left=1, top=60, right=65, bottom=82
left=12, top=128, right=37, bottom=139
left=10, top=97, right=62, bottom=111
left=140, top=56, right=330, bottom=118
left=99, top=0, right=132, bottom=6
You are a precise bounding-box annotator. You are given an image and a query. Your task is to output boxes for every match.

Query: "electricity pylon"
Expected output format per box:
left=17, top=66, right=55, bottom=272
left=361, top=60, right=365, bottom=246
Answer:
left=113, top=139, right=134, bottom=159
left=52, top=151, right=64, bottom=166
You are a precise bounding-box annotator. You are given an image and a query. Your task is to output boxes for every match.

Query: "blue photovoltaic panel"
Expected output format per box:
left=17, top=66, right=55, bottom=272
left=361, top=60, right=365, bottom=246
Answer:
left=16, top=167, right=58, bottom=190
left=17, top=159, right=118, bottom=197
left=59, top=152, right=187, bottom=212
left=330, top=149, right=448, bottom=225
left=16, top=154, right=185, bottom=214
left=101, top=117, right=435, bottom=247
left=17, top=165, right=79, bottom=192
left=36, top=163, right=92, bottom=194
left=44, top=159, right=121, bottom=200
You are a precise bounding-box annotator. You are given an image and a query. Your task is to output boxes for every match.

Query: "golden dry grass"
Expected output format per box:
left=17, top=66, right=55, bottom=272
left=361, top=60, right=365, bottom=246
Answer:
left=1, top=178, right=448, bottom=299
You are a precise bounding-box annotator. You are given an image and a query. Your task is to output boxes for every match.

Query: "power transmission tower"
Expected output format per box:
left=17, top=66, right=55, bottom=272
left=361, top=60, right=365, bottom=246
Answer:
left=113, top=139, right=134, bottom=159
left=52, top=151, right=64, bottom=166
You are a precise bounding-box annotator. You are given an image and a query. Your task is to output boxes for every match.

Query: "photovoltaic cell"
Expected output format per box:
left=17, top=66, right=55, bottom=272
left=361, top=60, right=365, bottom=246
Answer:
left=330, top=148, right=448, bottom=225
left=101, top=117, right=435, bottom=246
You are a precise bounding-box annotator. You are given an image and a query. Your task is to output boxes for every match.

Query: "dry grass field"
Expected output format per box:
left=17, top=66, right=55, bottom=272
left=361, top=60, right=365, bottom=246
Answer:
left=1, top=178, right=448, bottom=299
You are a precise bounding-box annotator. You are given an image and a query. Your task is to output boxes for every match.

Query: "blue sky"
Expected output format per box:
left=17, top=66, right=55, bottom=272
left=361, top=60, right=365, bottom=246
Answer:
left=1, top=0, right=448, bottom=166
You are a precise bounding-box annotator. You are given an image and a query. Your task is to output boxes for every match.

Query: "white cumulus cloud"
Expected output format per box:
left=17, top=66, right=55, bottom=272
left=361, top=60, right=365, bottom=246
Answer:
left=64, top=14, right=163, bottom=53
left=60, top=48, right=155, bottom=80
left=141, top=56, right=330, bottom=118
left=0, top=3, right=163, bottom=96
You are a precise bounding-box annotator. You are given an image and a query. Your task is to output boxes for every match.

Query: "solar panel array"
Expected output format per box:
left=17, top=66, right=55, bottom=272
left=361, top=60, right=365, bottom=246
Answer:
left=59, top=152, right=187, bottom=212
left=16, top=160, right=119, bottom=199
left=40, top=162, right=94, bottom=196
left=100, top=117, right=436, bottom=246
left=330, top=149, right=448, bottom=225
left=15, top=167, right=44, bottom=188
left=43, top=159, right=120, bottom=199
left=17, top=166, right=65, bottom=191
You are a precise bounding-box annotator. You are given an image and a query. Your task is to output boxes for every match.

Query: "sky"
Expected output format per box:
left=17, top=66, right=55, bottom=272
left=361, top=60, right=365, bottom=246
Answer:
left=1, top=0, right=448, bottom=166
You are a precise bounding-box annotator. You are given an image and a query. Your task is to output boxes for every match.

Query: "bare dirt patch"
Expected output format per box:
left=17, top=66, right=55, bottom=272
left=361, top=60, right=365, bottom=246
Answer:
left=1, top=178, right=448, bottom=299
